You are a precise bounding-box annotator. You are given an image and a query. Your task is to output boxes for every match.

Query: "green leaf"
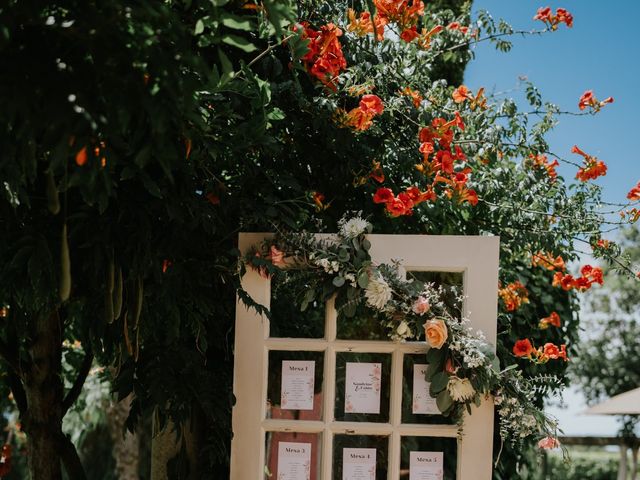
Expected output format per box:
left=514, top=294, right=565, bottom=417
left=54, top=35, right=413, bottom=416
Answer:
left=362, top=239, right=371, bottom=251
left=332, top=276, right=345, bottom=287
left=426, top=347, right=445, bottom=364
left=221, top=13, right=253, bottom=31
left=357, top=272, right=369, bottom=289
left=218, top=48, right=234, bottom=76
left=194, top=19, right=205, bottom=35
left=429, top=371, right=450, bottom=395
left=436, top=390, right=454, bottom=413
left=222, top=34, right=258, bottom=52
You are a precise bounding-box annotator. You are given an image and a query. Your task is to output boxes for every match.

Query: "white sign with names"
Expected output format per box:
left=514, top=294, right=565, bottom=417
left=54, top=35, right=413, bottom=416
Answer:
left=277, top=442, right=312, bottom=480
left=281, top=360, right=315, bottom=410
left=343, top=447, right=376, bottom=480
left=409, top=451, right=443, bottom=480
left=344, top=362, right=381, bottom=414
left=412, top=364, right=439, bottom=415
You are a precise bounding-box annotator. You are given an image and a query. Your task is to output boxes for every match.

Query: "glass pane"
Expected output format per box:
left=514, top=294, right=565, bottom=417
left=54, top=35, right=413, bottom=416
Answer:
left=401, top=354, right=455, bottom=425
left=400, top=436, right=458, bottom=479
left=333, top=434, right=388, bottom=480
left=264, top=432, right=321, bottom=480
left=270, top=271, right=325, bottom=338
left=336, top=304, right=387, bottom=340
left=406, top=271, right=463, bottom=341
left=334, top=352, right=391, bottom=423
left=267, top=350, right=324, bottom=421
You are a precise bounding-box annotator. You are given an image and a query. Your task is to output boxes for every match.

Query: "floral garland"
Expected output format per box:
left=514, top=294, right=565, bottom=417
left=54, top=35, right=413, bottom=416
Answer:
left=240, top=215, right=562, bottom=451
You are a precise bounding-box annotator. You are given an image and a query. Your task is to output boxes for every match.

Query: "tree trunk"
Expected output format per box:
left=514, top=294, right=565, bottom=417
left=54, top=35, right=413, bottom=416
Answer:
left=106, top=395, right=139, bottom=480
left=23, top=311, right=64, bottom=480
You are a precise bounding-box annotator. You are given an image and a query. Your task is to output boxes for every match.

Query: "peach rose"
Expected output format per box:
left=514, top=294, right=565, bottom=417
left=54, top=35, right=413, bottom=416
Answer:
left=424, top=318, right=448, bottom=349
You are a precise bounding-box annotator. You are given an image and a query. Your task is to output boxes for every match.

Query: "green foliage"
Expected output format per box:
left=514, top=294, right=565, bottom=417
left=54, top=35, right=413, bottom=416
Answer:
left=545, top=450, right=617, bottom=480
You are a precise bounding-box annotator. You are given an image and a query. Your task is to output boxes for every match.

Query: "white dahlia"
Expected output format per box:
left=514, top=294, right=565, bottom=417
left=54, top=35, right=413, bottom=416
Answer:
left=447, top=376, right=476, bottom=402
left=364, top=274, right=392, bottom=310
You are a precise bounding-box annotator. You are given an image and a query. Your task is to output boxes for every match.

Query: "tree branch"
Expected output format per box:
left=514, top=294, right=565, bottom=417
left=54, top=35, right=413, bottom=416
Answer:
left=59, top=432, right=87, bottom=480
left=62, top=350, right=94, bottom=415
left=7, top=369, right=27, bottom=415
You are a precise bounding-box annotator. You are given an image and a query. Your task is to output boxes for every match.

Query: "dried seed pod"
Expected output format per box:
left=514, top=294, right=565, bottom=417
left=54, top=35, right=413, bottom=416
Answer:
left=105, top=260, right=115, bottom=324
left=59, top=224, right=71, bottom=301
left=133, top=276, right=143, bottom=328
left=113, top=267, right=123, bottom=320
left=46, top=170, right=60, bottom=215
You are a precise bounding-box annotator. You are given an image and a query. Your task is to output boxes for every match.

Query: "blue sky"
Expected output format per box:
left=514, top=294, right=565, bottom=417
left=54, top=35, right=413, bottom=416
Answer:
left=465, top=1, right=640, bottom=436
left=465, top=0, right=640, bottom=208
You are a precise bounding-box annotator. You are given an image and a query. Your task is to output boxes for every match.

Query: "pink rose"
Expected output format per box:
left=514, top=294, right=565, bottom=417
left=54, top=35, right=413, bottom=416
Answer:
left=269, top=245, right=285, bottom=266
left=537, top=436, right=560, bottom=450
left=412, top=296, right=430, bottom=315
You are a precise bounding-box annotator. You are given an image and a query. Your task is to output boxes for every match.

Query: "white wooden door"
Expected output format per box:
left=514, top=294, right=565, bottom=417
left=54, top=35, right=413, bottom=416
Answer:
left=231, top=233, right=499, bottom=480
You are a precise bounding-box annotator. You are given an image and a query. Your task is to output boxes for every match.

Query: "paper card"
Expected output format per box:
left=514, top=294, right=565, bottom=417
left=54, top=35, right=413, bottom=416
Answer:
left=343, top=448, right=376, bottom=480
left=409, top=451, right=443, bottom=480
left=344, top=362, right=381, bottom=414
left=412, top=364, right=439, bottom=415
left=281, top=360, right=315, bottom=410
left=277, top=442, right=312, bottom=480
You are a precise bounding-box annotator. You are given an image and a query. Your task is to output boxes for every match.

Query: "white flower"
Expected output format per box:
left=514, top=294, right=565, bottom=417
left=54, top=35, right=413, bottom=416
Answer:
left=396, top=321, right=409, bottom=336
left=339, top=217, right=370, bottom=239
left=345, top=273, right=356, bottom=287
left=365, top=274, right=392, bottom=310
left=447, top=377, right=476, bottom=402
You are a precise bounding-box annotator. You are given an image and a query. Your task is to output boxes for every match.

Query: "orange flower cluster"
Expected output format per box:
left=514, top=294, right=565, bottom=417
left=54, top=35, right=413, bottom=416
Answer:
left=621, top=208, right=640, bottom=223
left=553, top=264, right=604, bottom=291
left=627, top=181, right=640, bottom=201
left=447, top=22, right=469, bottom=35
left=539, top=311, right=561, bottom=329
left=369, top=160, right=385, bottom=183
left=74, top=140, right=107, bottom=167
left=529, top=154, right=559, bottom=182
left=594, top=238, right=611, bottom=250
left=373, top=186, right=435, bottom=217
left=532, top=251, right=565, bottom=271
left=499, top=281, right=530, bottom=312
left=346, top=9, right=385, bottom=40
left=312, top=191, right=329, bottom=211
left=299, top=23, right=347, bottom=89
left=415, top=115, right=478, bottom=206
left=413, top=25, right=444, bottom=49
left=342, top=94, right=385, bottom=131
left=578, top=90, right=614, bottom=112
left=513, top=339, right=568, bottom=363
left=399, top=86, right=423, bottom=108
left=452, top=85, right=487, bottom=110
left=534, top=7, right=573, bottom=30
left=374, top=0, right=424, bottom=38
left=347, top=1, right=427, bottom=42
left=572, top=145, right=607, bottom=181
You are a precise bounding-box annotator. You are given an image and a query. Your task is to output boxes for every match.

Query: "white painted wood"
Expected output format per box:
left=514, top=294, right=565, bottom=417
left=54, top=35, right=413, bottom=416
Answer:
left=231, top=233, right=499, bottom=480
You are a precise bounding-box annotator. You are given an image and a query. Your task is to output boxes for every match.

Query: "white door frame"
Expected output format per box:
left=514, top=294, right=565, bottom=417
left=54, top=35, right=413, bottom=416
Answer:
left=231, top=233, right=499, bottom=479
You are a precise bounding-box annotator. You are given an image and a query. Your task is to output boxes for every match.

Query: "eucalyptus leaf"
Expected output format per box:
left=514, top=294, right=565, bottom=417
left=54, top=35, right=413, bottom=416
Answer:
left=436, top=390, right=454, bottom=413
